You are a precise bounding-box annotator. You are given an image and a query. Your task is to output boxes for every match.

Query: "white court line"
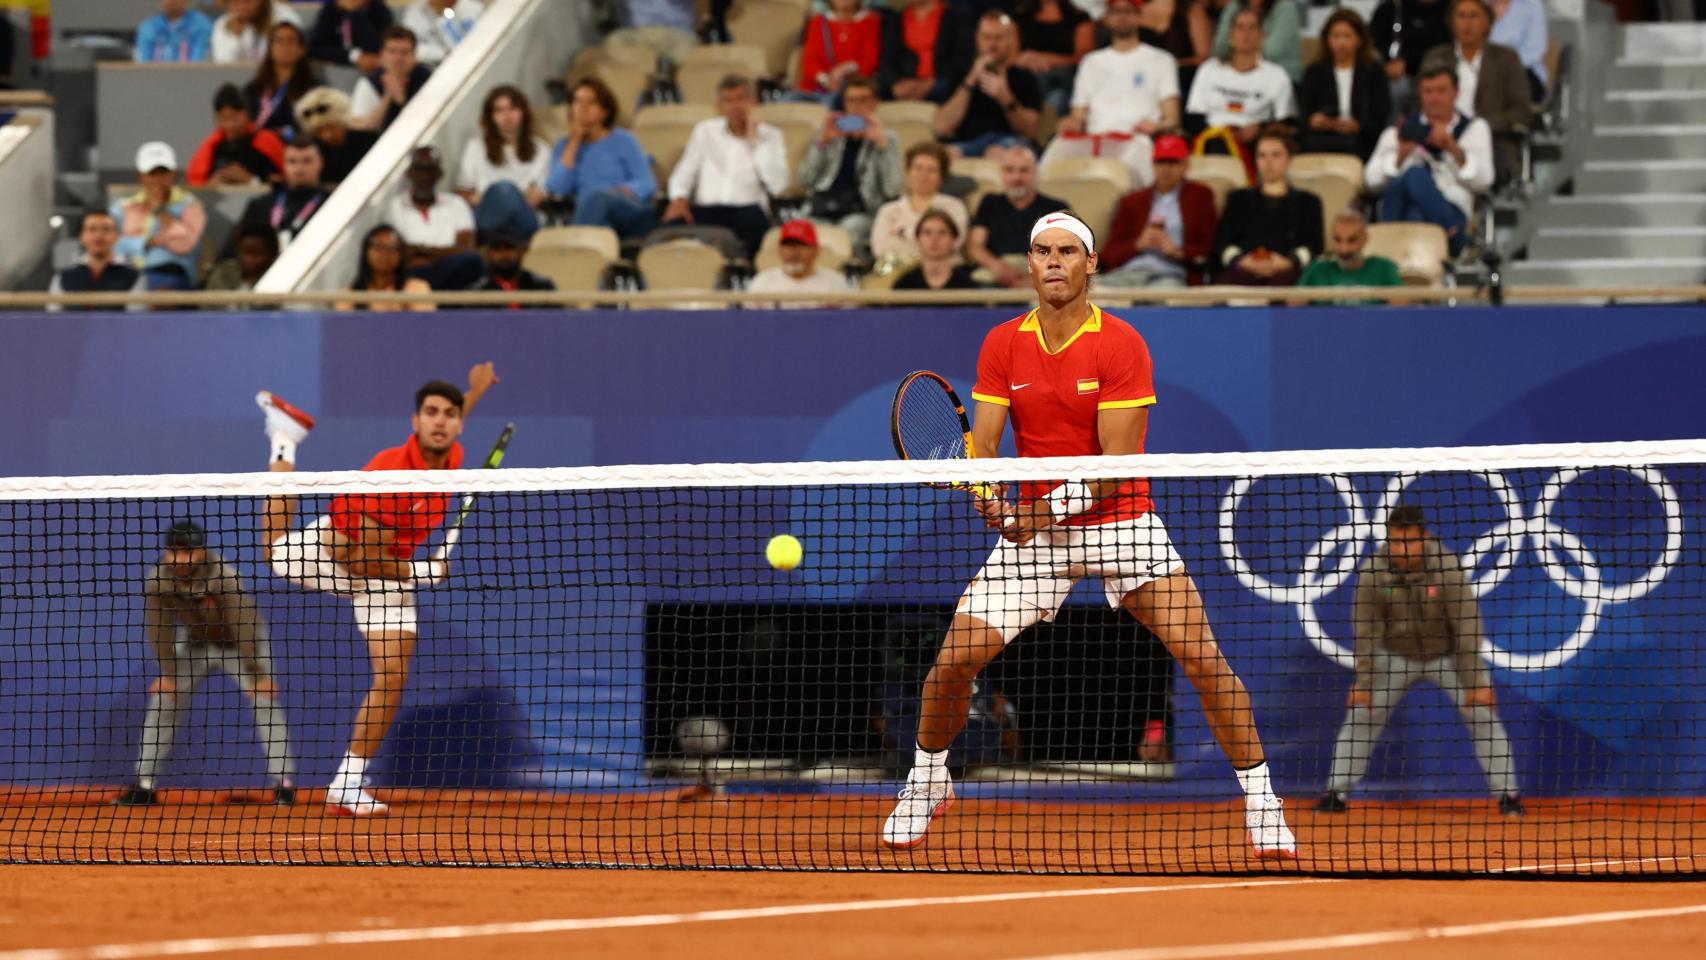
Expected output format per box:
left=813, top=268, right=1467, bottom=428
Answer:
left=1489, top=854, right=1699, bottom=874
left=0, top=877, right=1332, bottom=960
left=1015, top=902, right=1706, bottom=960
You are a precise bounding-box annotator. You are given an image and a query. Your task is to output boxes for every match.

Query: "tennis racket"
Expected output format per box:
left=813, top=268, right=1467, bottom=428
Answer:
left=432, top=422, right=515, bottom=564
left=890, top=370, right=1002, bottom=502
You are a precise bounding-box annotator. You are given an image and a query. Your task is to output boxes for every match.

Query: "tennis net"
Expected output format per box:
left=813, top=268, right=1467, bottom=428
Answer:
left=0, top=440, right=1701, bottom=876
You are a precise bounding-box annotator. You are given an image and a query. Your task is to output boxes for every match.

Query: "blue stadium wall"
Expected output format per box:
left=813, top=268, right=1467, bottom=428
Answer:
left=1, top=306, right=1703, bottom=801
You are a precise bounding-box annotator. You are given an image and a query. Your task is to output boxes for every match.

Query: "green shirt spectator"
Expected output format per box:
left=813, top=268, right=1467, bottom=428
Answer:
left=1299, top=255, right=1402, bottom=288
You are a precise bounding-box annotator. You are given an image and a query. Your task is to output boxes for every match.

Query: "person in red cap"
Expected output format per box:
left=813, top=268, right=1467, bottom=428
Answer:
left=746, top=219, right=849, bottom=308
left=1099, top=133, right=1219, bottom=287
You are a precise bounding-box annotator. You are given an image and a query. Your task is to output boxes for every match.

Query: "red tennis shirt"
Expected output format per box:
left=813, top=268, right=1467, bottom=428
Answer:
left=330, top=434, right=465, bottom=559
left=970, top=304, right=1157, bottom=525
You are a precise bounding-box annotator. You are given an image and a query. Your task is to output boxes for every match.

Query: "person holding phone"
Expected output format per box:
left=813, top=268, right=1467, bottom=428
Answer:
left=1363, top=64, right=1492, bottom=255
left=932, top=11, right=1042, bottom=162
left=797, top=75, right=903, bottom=254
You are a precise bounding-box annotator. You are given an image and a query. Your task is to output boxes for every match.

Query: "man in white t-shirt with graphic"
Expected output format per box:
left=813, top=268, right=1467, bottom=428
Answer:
left=1184, top=8, right=1296, bottom=153
left=1039, top=0, right=1178, bottom=188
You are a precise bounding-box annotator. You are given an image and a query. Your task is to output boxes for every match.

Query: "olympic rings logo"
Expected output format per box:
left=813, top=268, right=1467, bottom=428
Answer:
left=1217, top=467, right=1684, bottom=672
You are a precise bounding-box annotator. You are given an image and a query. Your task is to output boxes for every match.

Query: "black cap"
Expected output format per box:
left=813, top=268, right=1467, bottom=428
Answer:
left=480, top=226, right=526, bottom=248
left=163, top=520, right=206, bottom=550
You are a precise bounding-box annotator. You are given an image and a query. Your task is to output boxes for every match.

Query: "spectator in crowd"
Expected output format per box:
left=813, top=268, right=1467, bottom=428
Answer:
left=204, top=221, right=281, bottom=298
left=399, top=0, right=483, bottom=68
left=870, top=141, right=970, bottom=261
left=797, top=75, right=903, bottom=254
left=456, top=85, right=551, bottom=235
left=1490, top=0, right=1548, bottom=102
left=1139, top=0, right=1214, bottom=72
left=892, top=209, right=980, bottom=290
left=467, top=227, right=555, bottom=305
left=663, top=74, right=789, bottom=260
left=1371, top=0, right=1452, bottom=115
left=747, top=219, right=850, bottom=306
left=1421, top=0, right=1531, bottom=182
left=1365, top=65, right=1492, bottom=255
left=1011, top=0, right=1095, bottom=113
left=1186, top=8, right=1296, bottom=180
left=309, top=0, right=392, bottom=71
left=879, top=0, right=975, bottom=102
left=604, top=0, right=699, bottom=65
left=387, top=146, right=478, bottom=286
left=1213, top=127, right=1321, bottom=286
left=1042, top=0, right=1179, bottom=189
left=350, top=26, right=431, bottom=133
left=136, top=0, right=212, bottom=63
left=965, top=145, right=1067, bottom=288
left=1299, top=9, right=1390, bottom=160
left=1297, top=208, right=1402, bottom=292
left=1100, top=133, right=1216, bottom=287
left=296, top=86, right=377, bottom=185
left=1209, top=0, right=1302, bottom=83
left=187, top=84, right=286, bottom=187
left=798, top=0, right=882, bottom=102
left=546, top=77, right=658, bottom=241
left=933, top=11, right=1042, bottom=161
left=237, top=138, right=330, bottom=250
left=246, top=22, right=322, bottom=136
left=1316, top=505, right=1523, bottom=818
left=212, top=0, right=302, bottom=64
left=47, top=211, right=145, bottom=311
left=112, top=142, right=208, bottom=291
left=340, top=224, right=434, bottom=310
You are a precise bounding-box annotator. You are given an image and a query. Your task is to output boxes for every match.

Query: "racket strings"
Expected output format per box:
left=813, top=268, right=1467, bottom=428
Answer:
left=895, top=385, right=969, bottom=461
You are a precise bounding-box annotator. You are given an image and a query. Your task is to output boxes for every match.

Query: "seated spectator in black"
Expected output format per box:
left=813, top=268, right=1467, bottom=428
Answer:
left=467, top=227, right=555, bottom=306
left=238, top=138, right=330, bottom=249
left=1011, top=0, right=1095, bottom=114
left=663, top=75, right=788, bottom=260
left=798, top=75, right=903, bottom=255
left=309, top=0, right=392, bottom=71
left=893, top=209, right=980, bottom=290
left=545, top=78, right=658, bottom=242
left=1364, top=65, right=1493, bottom=255
left=1420, top=0, right=1531, bottom=183
left=245, top=22, right=322, bottom=137
left=399, top=0, right=484, bottom=69
left=48, top=211, right=145, bottom=311
left=296, top=87, right=377, bottom=185
left=389, top=146, right=479, bottom=288
left=1213, top=126, right=1322, bottom=286
left=204, top=221, right=280, bottom=298
left=747, top=220, right=850, bottom=307
left=879, top=0, right=976, bottom=102
left=338, top=224, right=434, bottom=311
left=1139, top=0, right=1214, bottom=72
left=1101, top=133, right=1218, bottom=287
left=1372, top=0, right=1451, bottom=115
left=1299, top=9, right=1390, bottom=160
left=933, top=11, right=1043, bottom=161
left=965, top=145, right=1066, bottom=288
left=187, top=84, right=286, bottom=187
left=456, top=85, right=551, bottom=242
left=1185, top=8, right=1296, bottom=181
left=1297, top=208, right=1402, bottom=292
left=350, top=27, right=430, bottom=133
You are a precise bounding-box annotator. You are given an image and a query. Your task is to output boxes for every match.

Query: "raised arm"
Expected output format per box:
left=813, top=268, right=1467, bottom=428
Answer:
left=463, top=361, right=499, bottom=416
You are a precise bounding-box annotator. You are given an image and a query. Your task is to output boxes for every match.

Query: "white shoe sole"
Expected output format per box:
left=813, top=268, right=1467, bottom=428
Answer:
left=880, top=796, right=954, bottom=850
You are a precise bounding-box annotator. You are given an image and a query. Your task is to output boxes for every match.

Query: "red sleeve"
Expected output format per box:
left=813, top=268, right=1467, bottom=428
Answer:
left=253, top=129, right=287, bottom=173
left=1101, top=190, right=1151, bottom=271
left=854, top=17, right=881, bottom=77
left=799, top=15, right=830, bottom=92
left=969, top=324, right=1012, bottom=407
left=1095, top=320, right=1156, bottom=410
left=186, top=132, right=219, bottom=187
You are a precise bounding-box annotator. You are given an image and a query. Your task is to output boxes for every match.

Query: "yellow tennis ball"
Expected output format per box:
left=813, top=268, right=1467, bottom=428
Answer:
left=766, top=534, right=803, bottom=571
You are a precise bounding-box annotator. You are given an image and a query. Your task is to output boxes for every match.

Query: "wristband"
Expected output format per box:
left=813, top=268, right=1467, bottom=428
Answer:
left=1045, top=480, right=1095, bottom=523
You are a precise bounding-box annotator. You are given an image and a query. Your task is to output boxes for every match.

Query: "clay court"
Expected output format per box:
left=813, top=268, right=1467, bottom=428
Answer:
left=3, top=790, right=1702, bottom=958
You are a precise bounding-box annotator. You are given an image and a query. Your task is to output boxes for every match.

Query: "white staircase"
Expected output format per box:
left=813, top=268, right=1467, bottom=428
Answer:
left=1512, top=24, right=1706, bottom=287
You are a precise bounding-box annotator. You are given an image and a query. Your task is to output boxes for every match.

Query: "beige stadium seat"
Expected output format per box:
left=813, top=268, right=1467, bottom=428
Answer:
left=1365, top=222, right=1450, bottom=286
left=675, top=62, right=750, bottom=106
left=888, top=119, right=940, bottom=156
left=639, top=238, right=729, bottom=292
left=524, top=246, right=611, bottom=292
left=1291, top=153, right=1364, bottom=186
left=756, top=101, right=829, bottom=129
left=1036, top=176, right=1123, bottom=246
left=755, top=224, right=852, bottom=273
left=768, top=121, right=820, bottom=192
left=727, top=0, right=808, bottom=76
left=680, top=43, right=770, bottom=78
left=953, top=156, right=1004, bottom=214
left=1037, top=154, right=1131, bottom=192
left=1194, top=175, right=1239, bottom=215
left=875, top=101, right=937, bottom=128
left=632, top=102, right=717, bottom=131
left=531, top=226, right=621, bottom=262
left=1294, top=173, right=1362, bottom=238
left=634, top=123, right=697, bottom=184
left=1189, top=153, right=1249, bottom=188
left=571, top=42, right=658, bottom=77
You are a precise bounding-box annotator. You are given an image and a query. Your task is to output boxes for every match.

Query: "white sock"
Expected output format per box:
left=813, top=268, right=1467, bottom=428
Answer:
left=914, top=744, right=948, bottom=774
left=333, top=752, right=367, bottom=789
left=1235, top=761, right=1277, bottom=805
left=269, top=436, right=297, bottom=465
left=137, top=776, right=155, bottom=791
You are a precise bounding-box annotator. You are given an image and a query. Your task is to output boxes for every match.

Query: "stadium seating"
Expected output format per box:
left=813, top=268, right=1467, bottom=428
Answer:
left=1036, top=174, right=1123, bottom=245
left=726, top=1, right=807, bottom=78
left=679, top=43, right=769, bottom=78
left=755, top=103, right=828, bottom=193
left=951, top=156, right=1003, bottom=217
left=874, top=102, right=937, bottom=128
left=1365, top=222, right=1451, bottom=287
left=638, top=237, right=728, bottom=292
left=1037, top=155, right=1132, bottom=193
left=1188, top=154, right=1249, bottom=216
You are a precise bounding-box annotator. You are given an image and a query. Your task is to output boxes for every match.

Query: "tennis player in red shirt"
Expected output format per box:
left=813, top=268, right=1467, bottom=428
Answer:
left=257, top=363, right=498, bottom=816
left=880, top=213, right=1295, bottom=860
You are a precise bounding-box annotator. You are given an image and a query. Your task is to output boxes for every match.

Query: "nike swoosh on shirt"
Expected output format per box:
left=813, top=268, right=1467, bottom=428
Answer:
left=1010, top=383, right=1033, bottom=391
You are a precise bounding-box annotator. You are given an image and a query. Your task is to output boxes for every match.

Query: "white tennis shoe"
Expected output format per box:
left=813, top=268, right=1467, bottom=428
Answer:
left=326, top=781, right=389, bottom=817
left=881, top=766, right=954, bottom=849
left=1247, top=797, right=1297, bottom=860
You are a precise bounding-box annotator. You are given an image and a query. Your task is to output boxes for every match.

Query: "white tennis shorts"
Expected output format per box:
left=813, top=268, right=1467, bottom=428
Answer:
left=958, top=512, right=1184, bottom=643
left=270, top=516, right=419, bottom=637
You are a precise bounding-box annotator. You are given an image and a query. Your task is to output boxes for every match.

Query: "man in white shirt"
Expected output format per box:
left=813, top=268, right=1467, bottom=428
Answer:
left=350, top=26, right=433, bottom=133
left=663, top=74, right=790, bottom=259
left=387, top=146, right=480, bottom=287
left=1364, top=66, right=1493, bottom=255
left=1185, top=8, right=1296, bottom=148
left=399, top=0, right=483, bottom=68
left=1039, top=0, right=1179, bottom=188
left=746, top=219, right=848, bottom=308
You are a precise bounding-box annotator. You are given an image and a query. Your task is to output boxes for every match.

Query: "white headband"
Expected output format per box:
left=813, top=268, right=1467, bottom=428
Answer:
left=1029, top=212, right=1096, bottom=253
